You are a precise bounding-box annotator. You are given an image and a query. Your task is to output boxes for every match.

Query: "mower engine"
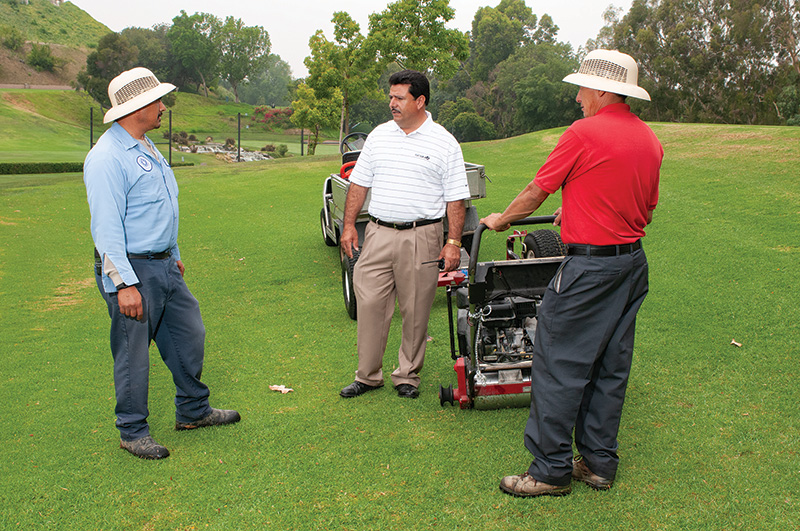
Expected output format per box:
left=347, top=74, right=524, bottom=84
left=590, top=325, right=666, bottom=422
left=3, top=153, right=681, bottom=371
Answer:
left=440, top=219, right=566, bottom=410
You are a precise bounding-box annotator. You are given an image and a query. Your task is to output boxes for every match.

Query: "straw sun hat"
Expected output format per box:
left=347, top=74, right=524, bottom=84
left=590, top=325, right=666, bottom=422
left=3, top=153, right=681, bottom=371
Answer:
left=103, top=67, right=176, bottom=124
left=562, top=49, right=651, bottom=101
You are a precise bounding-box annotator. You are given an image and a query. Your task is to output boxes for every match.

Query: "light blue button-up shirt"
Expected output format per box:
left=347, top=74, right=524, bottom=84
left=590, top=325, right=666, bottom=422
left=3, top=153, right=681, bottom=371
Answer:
left=84, top=122, right=180, bottom=293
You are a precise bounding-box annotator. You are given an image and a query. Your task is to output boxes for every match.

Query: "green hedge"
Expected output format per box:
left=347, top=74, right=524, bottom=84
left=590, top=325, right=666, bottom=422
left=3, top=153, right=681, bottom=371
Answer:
left=0, top=161, right=194, bottom=175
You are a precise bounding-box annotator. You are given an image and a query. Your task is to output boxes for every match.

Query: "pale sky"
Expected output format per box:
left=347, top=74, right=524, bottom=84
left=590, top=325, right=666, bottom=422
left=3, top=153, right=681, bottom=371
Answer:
left=68, top=0, right=632, bottom=78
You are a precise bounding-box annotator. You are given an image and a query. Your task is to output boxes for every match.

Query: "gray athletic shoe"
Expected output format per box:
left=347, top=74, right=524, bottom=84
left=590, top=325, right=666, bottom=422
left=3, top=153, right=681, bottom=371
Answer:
left=175, top=408, right=241, bottom=431
left=119, top=435, right=170, bottom=460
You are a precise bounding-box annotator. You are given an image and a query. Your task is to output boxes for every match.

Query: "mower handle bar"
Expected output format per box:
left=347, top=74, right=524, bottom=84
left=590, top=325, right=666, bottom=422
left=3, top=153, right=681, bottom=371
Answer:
left=468, top=215, right=558, bottom=275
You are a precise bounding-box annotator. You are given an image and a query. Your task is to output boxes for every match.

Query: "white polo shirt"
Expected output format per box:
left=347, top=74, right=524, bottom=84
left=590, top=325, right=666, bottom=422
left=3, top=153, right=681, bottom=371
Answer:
left=349, top=111, right=470, bottom=222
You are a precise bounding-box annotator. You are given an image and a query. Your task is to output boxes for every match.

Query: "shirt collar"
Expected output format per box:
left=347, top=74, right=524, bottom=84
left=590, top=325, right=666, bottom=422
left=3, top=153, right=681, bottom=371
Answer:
left=109, top=121, right=148, bottom=152
left=390, top=110, right=434, bottom=135
left=595, top=103, right=631, bottom=116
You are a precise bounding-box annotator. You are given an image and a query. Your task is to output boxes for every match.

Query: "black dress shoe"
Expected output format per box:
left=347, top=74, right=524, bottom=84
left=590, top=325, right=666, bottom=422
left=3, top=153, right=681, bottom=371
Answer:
left=340, top=380, right=383, bottom=398
left=395, top=383, right=419, bottom=398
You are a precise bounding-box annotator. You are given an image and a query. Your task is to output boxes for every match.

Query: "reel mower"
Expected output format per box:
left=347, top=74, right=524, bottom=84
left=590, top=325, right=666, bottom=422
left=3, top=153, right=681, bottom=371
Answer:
left=439, top=216, right=567, bottom=410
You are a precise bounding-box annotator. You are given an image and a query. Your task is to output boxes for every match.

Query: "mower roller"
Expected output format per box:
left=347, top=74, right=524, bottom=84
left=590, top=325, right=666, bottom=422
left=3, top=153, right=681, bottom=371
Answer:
left=439, top=216, right=567, bottom=410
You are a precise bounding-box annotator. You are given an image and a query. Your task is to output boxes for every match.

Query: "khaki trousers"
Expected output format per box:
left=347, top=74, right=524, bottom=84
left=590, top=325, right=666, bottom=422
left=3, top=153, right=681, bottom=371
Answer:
left=353, top=220, right=443, bottom=387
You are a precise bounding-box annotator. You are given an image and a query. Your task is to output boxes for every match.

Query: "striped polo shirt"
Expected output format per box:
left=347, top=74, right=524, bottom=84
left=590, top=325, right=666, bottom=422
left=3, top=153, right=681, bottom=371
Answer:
left=349, top=111, right=470, bottom=222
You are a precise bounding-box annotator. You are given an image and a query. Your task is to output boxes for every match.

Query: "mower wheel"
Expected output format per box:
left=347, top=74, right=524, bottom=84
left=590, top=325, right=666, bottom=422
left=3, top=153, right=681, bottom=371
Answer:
left=439, top=384, right=455, bottom=407
left=523, top=229, right=567, bottom=258
left=320, top=207, right=337, bottom=247
left=340, top=248, right=360, bottom=320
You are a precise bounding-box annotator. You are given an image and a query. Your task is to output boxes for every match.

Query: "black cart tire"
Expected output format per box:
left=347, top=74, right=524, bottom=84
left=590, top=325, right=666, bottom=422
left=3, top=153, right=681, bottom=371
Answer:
left=321, top=208, right=337, bottom=247
left=523, top=229, right=567, bottom=258
left=341, top=248, right=360, bottom=320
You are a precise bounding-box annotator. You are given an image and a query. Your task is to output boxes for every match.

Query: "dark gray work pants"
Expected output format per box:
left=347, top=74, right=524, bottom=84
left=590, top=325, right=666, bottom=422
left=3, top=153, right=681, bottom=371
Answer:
left=524, top=248, right=649, bottom=486
left=96, top=256, right=211, bottom=441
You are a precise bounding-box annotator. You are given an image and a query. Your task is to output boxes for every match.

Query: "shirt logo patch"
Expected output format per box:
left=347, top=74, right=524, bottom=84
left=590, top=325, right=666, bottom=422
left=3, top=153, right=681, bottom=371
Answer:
left=415, top=153, right=431, bottom=161
left=136, top=156, right=153, bottom=172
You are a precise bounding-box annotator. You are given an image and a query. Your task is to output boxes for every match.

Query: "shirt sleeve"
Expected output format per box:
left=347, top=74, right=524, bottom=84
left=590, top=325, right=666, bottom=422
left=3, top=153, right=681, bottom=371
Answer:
left=84, top=151, right=139, bottom=291
left=443, top=140, right=470, bottom=202
left=348, top=134, right=375, bottom=188
left=533, top=128, right=585, bottom=194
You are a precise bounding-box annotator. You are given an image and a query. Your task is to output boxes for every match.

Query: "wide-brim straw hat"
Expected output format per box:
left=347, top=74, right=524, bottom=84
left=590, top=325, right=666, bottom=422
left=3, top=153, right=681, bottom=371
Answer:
left=103, top=67, right=176, bottom=124
left=563, top=49, right=651, bottom=101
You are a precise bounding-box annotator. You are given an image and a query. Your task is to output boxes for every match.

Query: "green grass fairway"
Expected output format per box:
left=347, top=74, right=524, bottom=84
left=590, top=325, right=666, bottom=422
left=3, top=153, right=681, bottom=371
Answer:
left=0, top=90, right=337, bottom=163
left=1, top=124, right=798, bottom=529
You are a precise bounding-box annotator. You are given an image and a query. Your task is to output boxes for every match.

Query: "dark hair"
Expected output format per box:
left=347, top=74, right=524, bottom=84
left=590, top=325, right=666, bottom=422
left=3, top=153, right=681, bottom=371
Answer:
left=389, top=69, right=430, bottom=107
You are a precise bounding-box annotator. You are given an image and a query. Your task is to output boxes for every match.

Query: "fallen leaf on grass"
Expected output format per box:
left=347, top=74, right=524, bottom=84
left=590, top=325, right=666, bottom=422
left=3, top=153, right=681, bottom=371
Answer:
left=730, top=339, right=742, bottom=347
left=269, top=385, right=293, bottom=394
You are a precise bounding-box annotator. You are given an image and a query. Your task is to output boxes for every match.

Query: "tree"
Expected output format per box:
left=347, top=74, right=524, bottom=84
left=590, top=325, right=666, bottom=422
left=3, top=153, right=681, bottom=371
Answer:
left=167, top=11, right=220, bottom=97
left=290, top=83, right=343, bottom=155
left=121, top=25, right=170, bottom=81
left=469, top=41, right=580, bottom=137
left=215, top=16, right=271, bottom=103
left=234, top=54, right=292, bottom=107
left=601, top=0, right=793, bottom=124
left=305, top=11, right=383, bottom=143
left=469, top=0, right=538, bottom=82
left=77, top=32, right=139, bottom=106
left=366, top=0, right=469, bottom=79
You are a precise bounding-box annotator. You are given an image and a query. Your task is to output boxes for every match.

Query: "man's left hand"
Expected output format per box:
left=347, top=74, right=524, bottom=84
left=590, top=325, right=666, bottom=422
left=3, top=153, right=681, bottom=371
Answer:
left=439, top=242, right=461, bottom=272
left=177, top=260, right=185, bottom=277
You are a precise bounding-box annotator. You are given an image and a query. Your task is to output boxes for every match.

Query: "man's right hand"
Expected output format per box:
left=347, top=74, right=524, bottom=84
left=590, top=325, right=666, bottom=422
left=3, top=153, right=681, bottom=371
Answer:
left=117, top=286, right=143, bottom=321
left=340, top=225, right=359, bottom=259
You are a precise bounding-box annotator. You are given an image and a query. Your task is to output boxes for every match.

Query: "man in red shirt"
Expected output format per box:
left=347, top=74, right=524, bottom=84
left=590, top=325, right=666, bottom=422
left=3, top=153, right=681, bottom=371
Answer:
left=482, top=50, right=663, bottom=498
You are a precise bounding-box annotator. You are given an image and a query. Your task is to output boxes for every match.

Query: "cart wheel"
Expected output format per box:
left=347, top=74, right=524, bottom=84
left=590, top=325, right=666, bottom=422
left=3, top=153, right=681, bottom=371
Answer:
left=523, top=229, right=567, bottom=258
left=439, top=384, right=455, bottom=407
left=340, top=248, right=360, bottom=320
left=320, top=208, right=337, bottom=247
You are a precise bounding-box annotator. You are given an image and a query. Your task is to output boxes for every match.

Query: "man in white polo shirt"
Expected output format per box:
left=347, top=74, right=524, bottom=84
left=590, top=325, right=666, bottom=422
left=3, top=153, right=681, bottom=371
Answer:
left=339, top=69, right=471, bottom=399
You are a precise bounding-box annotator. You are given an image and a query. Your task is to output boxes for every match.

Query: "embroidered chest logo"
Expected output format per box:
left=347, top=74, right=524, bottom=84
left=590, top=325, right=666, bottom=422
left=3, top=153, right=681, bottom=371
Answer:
left=415, top=153, right=431, bottom=161
left=136, top=155, right=153, bottom=172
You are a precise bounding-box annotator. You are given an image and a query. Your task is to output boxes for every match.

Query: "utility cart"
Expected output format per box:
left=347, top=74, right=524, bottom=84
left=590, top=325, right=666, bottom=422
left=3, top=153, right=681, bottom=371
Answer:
left=319, top=132, right=487, bottom=320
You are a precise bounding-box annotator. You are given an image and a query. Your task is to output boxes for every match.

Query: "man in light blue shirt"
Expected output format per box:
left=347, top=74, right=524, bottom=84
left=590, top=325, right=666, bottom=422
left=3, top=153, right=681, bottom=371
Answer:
left=84, top=67, right=240, bottom=460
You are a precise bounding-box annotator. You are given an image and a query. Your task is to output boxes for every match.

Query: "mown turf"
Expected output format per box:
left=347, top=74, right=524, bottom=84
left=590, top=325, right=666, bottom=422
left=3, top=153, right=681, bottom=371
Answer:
left=0, top=123, right=798, bottom=529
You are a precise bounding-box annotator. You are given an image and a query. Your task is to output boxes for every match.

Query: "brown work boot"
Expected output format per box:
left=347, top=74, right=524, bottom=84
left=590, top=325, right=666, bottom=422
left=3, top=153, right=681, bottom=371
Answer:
left=120, top=435, right=170, bottom=460
left=175, top=408, right=241, bottom=431
left=499, top=472, right=571, bottom=498
left=572, top=455, right=614, bottom=490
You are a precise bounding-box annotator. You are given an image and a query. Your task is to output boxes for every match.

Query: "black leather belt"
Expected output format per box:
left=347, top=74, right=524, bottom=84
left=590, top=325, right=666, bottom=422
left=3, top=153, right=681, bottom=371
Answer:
left=567, top=240, right=642, bottom=257
left=127, top=250, right=172, bottom=260
left=369, top=215, right=442, bottom=230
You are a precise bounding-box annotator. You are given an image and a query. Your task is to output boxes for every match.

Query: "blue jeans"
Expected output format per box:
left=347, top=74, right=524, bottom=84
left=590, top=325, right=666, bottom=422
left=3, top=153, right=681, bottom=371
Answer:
left=96, top=256, right=211, bottom=441
left=524, top=249, right=649, bottom=485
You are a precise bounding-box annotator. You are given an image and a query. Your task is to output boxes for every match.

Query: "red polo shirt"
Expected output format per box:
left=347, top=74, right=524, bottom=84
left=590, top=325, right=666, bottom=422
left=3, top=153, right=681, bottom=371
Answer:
left=533, top=103, right=663, bottom=245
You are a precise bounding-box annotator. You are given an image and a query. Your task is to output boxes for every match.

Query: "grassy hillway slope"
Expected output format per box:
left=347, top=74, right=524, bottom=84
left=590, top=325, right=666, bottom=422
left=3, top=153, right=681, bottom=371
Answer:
left=0, top=122, right=798, bottom=529
left=0, top=0, right=110, bottom=49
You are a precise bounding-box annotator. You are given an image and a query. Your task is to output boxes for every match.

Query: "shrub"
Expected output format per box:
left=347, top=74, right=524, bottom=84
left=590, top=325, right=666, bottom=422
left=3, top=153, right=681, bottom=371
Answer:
left=252, top=106, right=294, bottom=130
left=0, top=162, right=84, bottom=175
left=0, top=25, right=25, bottom=51
left=275, top=144, right=289, bottom=157
left=224, top=138, right=236, bottom=149
left=450, top=112, right=497, bottom=143
left=261, top=144, right=276, bottom=152
left=27, top=43, right=55, bottom=72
